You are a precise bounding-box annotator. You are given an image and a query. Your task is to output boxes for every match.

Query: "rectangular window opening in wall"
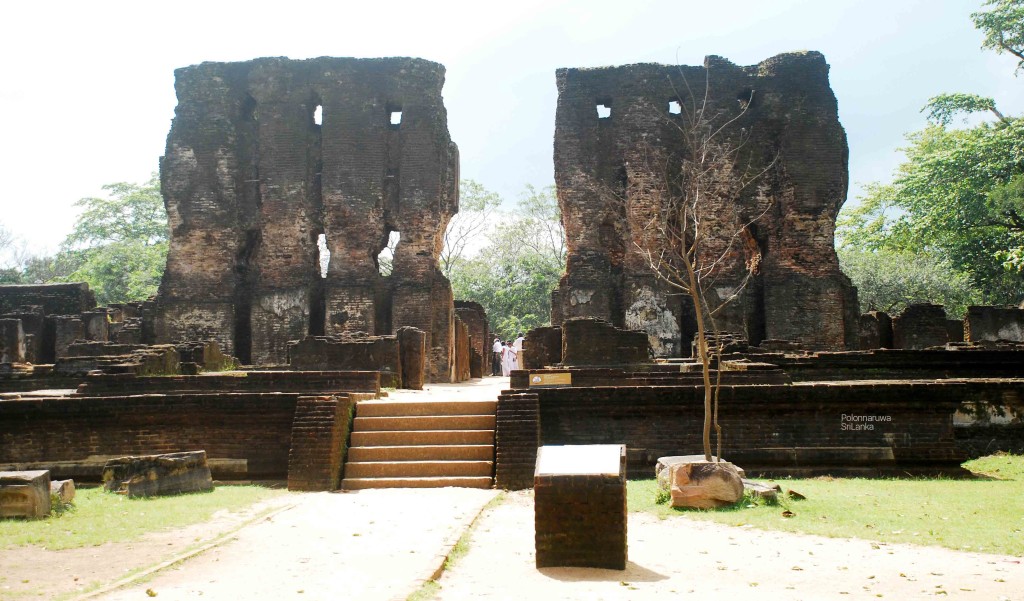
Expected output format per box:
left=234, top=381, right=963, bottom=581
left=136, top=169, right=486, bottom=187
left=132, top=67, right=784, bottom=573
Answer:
left=378, top=230, right=400, bottom=276
left=668, top=100, right=681, bottom=115
left=313, top=105, right=323, bottom=126
left=390, top=110, right=403, bottom=128
left=596, top=103, right=611, bottom=119
left=317, top=233, right=330, bottom=278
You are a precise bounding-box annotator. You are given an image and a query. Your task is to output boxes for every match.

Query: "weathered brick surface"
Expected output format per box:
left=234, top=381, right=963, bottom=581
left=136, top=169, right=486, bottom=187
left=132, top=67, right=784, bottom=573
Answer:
left=0, top=319, right=25, bottom=364
left=0, top=393, right=300, bottom=479
left=287, top=395, right=355, bottom=491
left=892, top=303, right=949, bottom=349
left=561, top=317, right=649, bottom=366
left=552, top=53, right=857, bottom=353
left=534, top=446, right=627, bottom=570
left=454, top=316, right=471, bottom=382
left=288, top=334, right=400, bottom=388
left=966, top=306, right=1024, bottom=343
left=0, top=284, right=96, bottom=317
left=859, top=311, right=893, bottom=350
left=494, top=392, right=539, bottom=490
left=76, top=370, right=380, bottom=396
left=455, top=301, right=489, bottom=372
left=739, top=348, right=1024, bottom=381
left=523, top=325, right=561, bottom=369
left=154, top=57, right=459, bottom=381
left=491, top=381, right=1011, bottom=478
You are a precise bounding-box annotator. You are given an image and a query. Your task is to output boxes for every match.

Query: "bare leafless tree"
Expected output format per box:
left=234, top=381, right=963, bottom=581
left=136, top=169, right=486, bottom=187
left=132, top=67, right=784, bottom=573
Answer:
left=629, top=70, right=776, bottom=462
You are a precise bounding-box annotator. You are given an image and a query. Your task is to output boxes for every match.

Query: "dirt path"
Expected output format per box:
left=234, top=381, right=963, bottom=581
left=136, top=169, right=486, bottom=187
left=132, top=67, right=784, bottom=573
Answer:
left=433, top=491, right=1023, bottom=601
left=93, top=488, right=496, bottom=601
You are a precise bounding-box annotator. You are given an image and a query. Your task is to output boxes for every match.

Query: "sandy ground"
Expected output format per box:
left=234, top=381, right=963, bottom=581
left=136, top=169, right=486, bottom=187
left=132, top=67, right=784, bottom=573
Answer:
left=0, top=494, right=296, bottom=600
left=94, top=488, right=496, bottom=601
left=433, top=491, right=1024, bottom=601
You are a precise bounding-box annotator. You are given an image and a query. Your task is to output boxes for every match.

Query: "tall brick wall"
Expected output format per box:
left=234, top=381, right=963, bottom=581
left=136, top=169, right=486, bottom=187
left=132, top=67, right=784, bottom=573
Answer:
left=154, top=57, right=459, bottom=380
left=552, top=52, right=857, bottom=354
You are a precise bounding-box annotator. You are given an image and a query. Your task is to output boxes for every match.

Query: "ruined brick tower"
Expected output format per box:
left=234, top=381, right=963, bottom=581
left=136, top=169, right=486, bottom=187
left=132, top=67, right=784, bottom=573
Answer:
left=154, top=57, right=460, bottom=380
left=552, top=52, right=858, bottom=354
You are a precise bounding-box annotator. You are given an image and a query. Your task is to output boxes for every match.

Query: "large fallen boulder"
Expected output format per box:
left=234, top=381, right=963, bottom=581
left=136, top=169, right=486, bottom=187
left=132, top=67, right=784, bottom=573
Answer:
left=656, top=455, right=744, bottom=509
left=103, top=451, right=213, bottom=498
left=0, top=470, right=51, bottom=519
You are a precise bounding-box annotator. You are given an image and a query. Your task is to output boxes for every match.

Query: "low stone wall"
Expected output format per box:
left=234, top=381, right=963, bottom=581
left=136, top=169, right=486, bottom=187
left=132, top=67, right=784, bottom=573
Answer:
left=523, top=325, right=562, bottom=369
left=743, top=349, right=1024, bottom=381
left=509, top=364, right=790, bottom=389
left=76, top=370, right=381, bottom=396
left=289, top=335, right=401, bottom=388
left=966, top=306, right=1024, bottom=343
left=492, top=381, right=1021, bottom=479
left=0, top=392, right=356, bottom=486
left=892, top=303, right=949, bottom=349
left=561, top=318, right=650, bottom=366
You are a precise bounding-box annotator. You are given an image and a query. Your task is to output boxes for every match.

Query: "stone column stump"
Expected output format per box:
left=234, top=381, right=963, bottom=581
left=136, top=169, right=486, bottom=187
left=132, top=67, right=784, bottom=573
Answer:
left=534, top=444, right=627, bottom=569
left=0, top=470, right=51, bottom=519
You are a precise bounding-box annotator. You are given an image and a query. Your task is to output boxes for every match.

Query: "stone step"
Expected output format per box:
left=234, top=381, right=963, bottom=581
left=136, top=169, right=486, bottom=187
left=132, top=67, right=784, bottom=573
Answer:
left=350, top=429, right=495, bottom=447
left=344, top=460, right=493, bottom=479
left=353, top=415, right=496, bottom=432
left=340, top=476, right=494, bottom=490
left=347, top=444, right=494, bottom=462
left=356, top=400, right=497, bottom=417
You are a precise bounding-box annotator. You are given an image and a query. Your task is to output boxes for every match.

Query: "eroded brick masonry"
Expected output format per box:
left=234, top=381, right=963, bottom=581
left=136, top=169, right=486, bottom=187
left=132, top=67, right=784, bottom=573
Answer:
left=153, top=57, right=460, bottom=380
left=552, top=52, right=858, bottom=354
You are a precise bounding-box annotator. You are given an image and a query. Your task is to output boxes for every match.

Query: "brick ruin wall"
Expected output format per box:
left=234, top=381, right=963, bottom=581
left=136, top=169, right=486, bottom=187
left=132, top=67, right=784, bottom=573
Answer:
left=552, top=52, right=858, bottom=356
left=152, top=57, right=460, bottom=381
left=0, top=389, right=366, bottom=488
left=494, top=381, right=1017, bottom=482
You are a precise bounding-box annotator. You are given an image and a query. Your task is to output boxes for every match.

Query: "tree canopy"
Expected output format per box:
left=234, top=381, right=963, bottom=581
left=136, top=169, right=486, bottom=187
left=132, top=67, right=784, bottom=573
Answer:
left=837, top=1, right=1024, bottom=306
left=446, top=183, right=565, bottom=339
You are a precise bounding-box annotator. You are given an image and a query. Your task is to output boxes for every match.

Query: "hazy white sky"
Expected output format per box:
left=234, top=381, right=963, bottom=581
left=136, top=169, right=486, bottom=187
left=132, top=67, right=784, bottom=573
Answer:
left=0, top=0, right=1020, bottom=255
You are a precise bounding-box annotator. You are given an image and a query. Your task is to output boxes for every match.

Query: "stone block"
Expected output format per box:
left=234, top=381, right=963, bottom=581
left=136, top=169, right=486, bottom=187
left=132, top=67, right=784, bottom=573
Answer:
left=50, top=479, right=76, bottom=505
left=0, top=318, right=25, bottom=363
left=965, top=306, right=1024, bottom=343
left=0, top=470, right=51, bottom=519
left=534, top=444, right=627, bottom=569
left=893, top=304, right=949, bottom=349
left=103, top=451, right=213, bottom=498
left=397, top=326, right=426, bottom=390
left=561, top=318, right=649, bottom=366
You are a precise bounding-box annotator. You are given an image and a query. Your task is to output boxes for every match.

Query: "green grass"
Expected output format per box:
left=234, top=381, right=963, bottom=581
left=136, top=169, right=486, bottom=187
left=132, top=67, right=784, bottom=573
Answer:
left=0, top=485, right=286, bottom=551
left=628, top=454, right=1024, bottom=556
left=406, top=492, right=507, bottom=601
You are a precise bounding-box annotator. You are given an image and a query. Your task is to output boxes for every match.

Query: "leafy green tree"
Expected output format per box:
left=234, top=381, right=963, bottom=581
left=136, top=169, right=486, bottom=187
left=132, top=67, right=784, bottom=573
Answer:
left=449, top=185, right=565, bottom=339
left=838, top=248, right=984, bottom=317
left=58, top=175, right=168, bottom=304
left=972, top=0, right=1024, bottom=72
left=440, top=180, right=502, bottom=278
left=838, top=2, right=1024, bottom=304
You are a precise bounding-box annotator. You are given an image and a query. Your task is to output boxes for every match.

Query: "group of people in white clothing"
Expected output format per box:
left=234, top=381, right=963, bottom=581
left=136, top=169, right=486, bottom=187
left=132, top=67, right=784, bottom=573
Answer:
left=492, top=334, right=524, bottom=377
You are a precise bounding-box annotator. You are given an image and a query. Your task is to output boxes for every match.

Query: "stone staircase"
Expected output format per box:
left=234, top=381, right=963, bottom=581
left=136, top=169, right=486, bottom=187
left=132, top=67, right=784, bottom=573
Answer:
left=340, top=399, right=496, bottom=489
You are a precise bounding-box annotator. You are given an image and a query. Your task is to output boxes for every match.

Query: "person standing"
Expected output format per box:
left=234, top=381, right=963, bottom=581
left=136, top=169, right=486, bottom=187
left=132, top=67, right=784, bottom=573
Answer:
left=501, top=340, right=514, bottom=376
left=491, top=337, right=502, bottom=376
left=513, top=333, right=525, bottom=369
